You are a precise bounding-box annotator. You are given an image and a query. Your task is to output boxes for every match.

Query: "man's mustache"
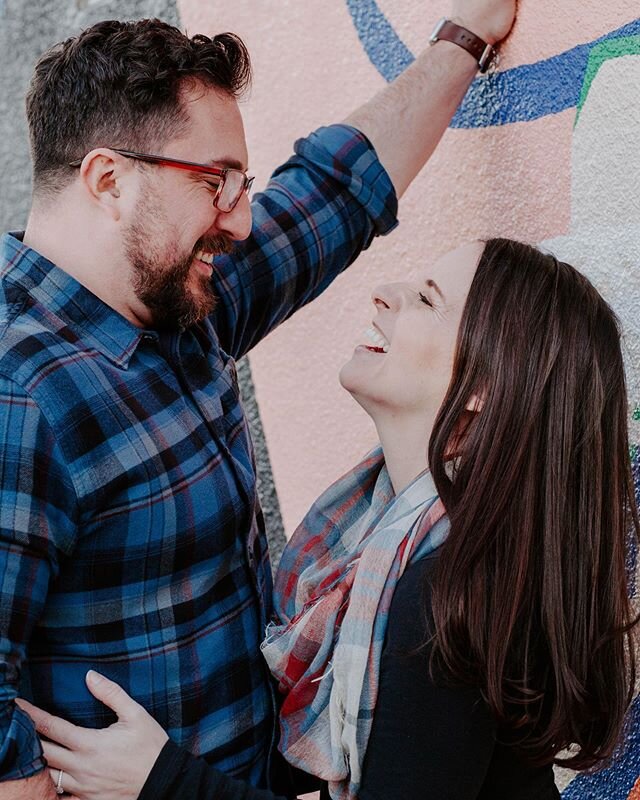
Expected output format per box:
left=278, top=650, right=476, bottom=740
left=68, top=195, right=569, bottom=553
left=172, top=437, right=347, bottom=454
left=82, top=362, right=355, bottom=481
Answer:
left=194, top=235, right=235, bottom=257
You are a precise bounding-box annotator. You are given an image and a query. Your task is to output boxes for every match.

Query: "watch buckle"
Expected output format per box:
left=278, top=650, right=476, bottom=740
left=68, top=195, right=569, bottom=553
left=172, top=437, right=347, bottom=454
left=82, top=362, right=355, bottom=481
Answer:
left=478, top=43, right=496, bottom=74
left=429, top=17, right=447, bottom=45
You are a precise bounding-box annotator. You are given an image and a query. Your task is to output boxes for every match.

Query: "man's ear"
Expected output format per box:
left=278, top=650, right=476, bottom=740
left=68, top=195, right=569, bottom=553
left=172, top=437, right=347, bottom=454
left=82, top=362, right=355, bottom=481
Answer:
left=465, top=393, right=484, bottom=414
left=77, top=148, right=128, bottom=220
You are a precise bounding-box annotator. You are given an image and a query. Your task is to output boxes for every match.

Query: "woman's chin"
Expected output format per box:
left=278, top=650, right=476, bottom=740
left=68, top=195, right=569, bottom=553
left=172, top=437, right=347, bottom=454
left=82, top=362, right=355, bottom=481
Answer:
left=338, top=364, right=377, bottom=418
left=338, top=359, right=363, bottom=396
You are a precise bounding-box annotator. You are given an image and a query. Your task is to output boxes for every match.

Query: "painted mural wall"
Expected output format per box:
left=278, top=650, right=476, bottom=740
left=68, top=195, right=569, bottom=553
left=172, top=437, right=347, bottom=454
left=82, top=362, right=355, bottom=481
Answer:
left=181, top=0, right=640, bottom=548
left=175, top=1, right=640, bottom=796
left=1, top=0, right=639, bottom=797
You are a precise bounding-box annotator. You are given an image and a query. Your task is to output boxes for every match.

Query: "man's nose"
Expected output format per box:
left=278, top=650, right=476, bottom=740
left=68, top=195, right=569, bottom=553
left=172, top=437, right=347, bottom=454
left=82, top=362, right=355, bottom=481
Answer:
left=215, top=191, right=253, bottom=242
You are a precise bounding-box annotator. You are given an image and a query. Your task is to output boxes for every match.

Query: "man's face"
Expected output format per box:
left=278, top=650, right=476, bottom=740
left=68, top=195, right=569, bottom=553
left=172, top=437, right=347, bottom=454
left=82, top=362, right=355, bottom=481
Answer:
left=122, top=84, right=252, bottom=330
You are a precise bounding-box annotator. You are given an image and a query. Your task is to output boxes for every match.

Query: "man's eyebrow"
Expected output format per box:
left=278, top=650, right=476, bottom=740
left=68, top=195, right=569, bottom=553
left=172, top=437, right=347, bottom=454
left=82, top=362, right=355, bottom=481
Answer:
left=205, top=157, right=248, bottom=171
left=425, top=278, right=445, bottom=300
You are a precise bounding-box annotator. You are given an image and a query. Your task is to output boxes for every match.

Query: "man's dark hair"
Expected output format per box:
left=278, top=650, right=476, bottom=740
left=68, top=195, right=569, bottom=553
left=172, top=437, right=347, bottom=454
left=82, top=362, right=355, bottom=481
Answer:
left=25, top=18, right=252, bottom=197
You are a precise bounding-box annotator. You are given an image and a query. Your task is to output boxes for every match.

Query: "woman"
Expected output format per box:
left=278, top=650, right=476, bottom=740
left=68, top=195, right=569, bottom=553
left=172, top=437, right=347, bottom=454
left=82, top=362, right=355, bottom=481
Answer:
left=21, top=239, right=639, bottom=799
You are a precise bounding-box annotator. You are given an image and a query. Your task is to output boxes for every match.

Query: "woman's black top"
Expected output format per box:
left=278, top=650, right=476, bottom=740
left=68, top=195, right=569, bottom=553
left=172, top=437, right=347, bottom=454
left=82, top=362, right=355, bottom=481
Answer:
left=140, top=554, right=560, bottom=800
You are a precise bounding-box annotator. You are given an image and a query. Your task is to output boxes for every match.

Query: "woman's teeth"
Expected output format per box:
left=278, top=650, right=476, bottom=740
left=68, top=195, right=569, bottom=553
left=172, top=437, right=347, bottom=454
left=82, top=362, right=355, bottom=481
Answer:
left=363, top=326, right=389, bottom=353
left=195, top=250, right=215, bottom=264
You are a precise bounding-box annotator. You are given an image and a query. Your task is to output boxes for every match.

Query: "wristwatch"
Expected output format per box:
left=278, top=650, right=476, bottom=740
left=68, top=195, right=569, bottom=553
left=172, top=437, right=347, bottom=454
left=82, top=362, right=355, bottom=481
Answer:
left=429, top=18, right=497, bottom=73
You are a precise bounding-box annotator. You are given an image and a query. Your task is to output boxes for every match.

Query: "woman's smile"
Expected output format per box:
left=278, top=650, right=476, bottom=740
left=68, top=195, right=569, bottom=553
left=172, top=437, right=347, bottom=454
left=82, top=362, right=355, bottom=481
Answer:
left=358, top=324, right=390, bottom=354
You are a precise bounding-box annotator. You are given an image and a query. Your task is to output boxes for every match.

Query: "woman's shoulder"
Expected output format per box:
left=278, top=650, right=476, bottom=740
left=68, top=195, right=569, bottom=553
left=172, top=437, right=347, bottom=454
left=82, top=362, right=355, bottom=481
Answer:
left=398, top=550, right=440, bottom=588
left=385, top=551, right=440, bottom=652
left=380, top=551, right=560, bottom=800
left=397, top=549, right=440, bottom=594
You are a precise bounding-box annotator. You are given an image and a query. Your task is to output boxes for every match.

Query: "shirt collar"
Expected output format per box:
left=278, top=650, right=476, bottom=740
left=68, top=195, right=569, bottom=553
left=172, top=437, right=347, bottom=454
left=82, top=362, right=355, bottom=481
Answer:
left=1, top=232, right=149, bottom=368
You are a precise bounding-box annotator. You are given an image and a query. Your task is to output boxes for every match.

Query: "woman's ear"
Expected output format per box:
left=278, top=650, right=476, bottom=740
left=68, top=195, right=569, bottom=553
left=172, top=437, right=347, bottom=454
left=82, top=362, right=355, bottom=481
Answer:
left=465, top=393, right=484, bottom=414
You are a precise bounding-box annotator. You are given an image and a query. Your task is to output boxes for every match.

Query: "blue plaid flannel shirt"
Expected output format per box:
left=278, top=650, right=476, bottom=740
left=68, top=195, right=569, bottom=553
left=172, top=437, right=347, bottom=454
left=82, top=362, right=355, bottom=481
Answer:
left=0, top=125, right=398, bottom=784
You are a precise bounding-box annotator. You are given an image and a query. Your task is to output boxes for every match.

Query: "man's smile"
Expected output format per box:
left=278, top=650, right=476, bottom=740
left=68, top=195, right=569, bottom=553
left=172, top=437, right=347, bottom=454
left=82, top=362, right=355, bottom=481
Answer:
left=194, top=249, right=215, bottom=275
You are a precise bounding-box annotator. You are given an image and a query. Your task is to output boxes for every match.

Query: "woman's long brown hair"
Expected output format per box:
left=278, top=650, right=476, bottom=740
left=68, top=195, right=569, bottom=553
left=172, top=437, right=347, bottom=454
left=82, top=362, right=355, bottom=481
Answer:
left=428, top=238, right=639, bottom=770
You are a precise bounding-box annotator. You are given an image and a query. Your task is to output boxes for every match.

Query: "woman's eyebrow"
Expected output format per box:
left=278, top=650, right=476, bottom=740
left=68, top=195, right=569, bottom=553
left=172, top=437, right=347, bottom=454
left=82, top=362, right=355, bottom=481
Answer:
left=425, top=278, right=445, bottom=300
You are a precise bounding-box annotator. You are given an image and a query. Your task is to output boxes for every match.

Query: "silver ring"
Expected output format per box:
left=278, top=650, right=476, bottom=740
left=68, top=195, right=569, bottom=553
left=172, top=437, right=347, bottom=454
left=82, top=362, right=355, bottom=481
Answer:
left=56, top=768, right=65, bottom=795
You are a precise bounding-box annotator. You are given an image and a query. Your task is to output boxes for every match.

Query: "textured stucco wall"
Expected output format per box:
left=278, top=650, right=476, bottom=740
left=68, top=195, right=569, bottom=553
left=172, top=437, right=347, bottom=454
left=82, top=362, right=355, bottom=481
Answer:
left=174, top=0, right=640, bottom=540
left=174, top=1, right=640, bottom=796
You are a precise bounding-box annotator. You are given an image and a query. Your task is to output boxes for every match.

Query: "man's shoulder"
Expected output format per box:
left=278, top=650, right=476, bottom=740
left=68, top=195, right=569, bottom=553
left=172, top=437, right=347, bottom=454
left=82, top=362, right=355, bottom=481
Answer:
left=0, top=282, right=87, bottom=401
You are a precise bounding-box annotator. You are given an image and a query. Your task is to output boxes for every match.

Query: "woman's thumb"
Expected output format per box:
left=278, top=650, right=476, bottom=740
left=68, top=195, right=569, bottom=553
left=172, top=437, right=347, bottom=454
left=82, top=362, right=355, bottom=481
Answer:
left=86, top=670, right=139, bottom=721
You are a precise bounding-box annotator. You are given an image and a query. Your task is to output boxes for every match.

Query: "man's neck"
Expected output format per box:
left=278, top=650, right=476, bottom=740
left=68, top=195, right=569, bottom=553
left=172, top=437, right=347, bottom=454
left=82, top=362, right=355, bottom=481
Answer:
left=24, top=210, right=96, bottom=284
left=23, top=210, right=144, bottom=328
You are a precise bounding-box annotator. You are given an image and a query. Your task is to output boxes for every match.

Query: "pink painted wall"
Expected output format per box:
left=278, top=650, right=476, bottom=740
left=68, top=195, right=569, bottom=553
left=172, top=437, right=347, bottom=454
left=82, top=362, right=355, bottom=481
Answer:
left=176, top=2, right=640, bottom=794
left=178, top=0, right=640, bottom=538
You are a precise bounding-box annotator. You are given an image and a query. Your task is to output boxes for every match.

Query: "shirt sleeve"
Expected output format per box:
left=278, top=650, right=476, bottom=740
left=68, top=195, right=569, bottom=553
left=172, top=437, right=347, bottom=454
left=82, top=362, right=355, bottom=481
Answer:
left=358, top=556, right=497, bottom=800
left=210, top=124, right=398, bottom=360
left=0, top=376, right=78, bottom=781
left=138, top=739, right=296, bottom=800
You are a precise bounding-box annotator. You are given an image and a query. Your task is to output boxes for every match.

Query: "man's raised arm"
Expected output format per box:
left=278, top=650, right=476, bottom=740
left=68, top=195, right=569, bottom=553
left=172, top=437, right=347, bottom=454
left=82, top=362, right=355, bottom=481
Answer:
left=344, top=0, right=517, bottom=198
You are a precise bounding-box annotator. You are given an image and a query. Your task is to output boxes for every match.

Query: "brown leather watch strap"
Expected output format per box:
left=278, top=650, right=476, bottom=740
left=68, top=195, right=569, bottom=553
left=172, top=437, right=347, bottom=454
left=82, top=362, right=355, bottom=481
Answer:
left=429, top=18, right=496, bottom=73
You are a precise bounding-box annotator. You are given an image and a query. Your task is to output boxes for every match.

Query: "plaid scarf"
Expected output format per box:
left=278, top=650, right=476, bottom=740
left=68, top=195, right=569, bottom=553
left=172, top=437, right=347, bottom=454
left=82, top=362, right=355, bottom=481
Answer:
left=262, top=447, right=449, bottom=799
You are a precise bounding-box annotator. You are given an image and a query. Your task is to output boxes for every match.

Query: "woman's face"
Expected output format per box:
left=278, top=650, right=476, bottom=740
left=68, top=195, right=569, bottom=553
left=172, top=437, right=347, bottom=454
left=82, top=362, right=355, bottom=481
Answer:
left=339, top=241, right=483, bottom=428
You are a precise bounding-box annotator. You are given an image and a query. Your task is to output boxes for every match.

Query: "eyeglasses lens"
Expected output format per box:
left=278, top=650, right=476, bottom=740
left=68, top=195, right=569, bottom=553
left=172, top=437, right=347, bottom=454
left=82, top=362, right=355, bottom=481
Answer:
left=218, top=171, right=245, bottom=212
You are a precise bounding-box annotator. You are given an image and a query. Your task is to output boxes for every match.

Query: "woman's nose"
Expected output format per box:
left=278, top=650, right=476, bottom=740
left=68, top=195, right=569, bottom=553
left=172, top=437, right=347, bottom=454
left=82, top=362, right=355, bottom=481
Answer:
left=371, top=283, right=406, bottom=310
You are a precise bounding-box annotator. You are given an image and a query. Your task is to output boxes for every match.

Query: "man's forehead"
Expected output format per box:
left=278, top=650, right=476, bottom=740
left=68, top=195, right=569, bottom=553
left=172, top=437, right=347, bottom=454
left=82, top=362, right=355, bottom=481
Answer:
left=179, top=84, right=249, bottom=170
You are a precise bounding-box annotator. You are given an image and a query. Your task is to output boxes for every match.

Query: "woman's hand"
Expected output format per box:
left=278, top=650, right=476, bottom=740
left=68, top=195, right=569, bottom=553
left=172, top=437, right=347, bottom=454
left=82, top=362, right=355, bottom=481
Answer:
left=451, top=0, right=518, bottom=45
left=17, top=670, right=169, bottom=800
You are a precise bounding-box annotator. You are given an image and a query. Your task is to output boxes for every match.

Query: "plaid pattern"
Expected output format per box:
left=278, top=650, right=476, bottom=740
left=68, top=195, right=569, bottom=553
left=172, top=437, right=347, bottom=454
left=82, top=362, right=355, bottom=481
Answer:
left=262, top=447, right=449, bottom=800
left=0, top=124, right=398, bottom=783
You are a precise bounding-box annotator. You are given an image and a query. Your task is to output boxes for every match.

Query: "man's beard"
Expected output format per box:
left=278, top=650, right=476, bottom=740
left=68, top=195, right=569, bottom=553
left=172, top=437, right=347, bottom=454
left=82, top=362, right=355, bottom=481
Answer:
left=124, top=208, right=234, bottom=331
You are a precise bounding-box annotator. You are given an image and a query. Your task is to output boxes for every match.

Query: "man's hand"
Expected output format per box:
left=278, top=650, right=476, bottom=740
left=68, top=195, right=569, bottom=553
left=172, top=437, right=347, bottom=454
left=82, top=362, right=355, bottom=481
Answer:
left=0, top=769, right=57, bottom=800
left=451, top=0, right=517, bottom=45
left=344, top=1, right=518, bottom=197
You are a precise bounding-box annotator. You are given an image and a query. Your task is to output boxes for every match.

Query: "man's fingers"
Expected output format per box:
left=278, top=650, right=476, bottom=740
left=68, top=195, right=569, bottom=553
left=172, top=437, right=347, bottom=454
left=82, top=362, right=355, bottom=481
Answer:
left=85, top=669, right=143, bottom=722
left=15, top=698, right=86, bottom=750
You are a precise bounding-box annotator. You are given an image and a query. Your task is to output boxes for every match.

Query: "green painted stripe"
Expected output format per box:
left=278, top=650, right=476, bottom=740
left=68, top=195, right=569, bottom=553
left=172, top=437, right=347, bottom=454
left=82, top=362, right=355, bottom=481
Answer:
left=576, top=35, right=640, bottom=124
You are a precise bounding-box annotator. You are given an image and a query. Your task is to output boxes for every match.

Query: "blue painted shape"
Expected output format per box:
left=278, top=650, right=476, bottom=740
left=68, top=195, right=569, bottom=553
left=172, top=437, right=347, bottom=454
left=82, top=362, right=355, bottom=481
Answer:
left=561, top=694, right=640, bottom=799
left=452, top=19, right=640, bottom=128
left=344, top=2, right=640, bottom=128
left=345, top=0, right=413, bottom=81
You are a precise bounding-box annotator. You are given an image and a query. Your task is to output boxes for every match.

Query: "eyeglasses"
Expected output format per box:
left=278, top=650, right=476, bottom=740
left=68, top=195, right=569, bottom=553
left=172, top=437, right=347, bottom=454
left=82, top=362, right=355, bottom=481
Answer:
left=69, top=149, right=254, bottom=213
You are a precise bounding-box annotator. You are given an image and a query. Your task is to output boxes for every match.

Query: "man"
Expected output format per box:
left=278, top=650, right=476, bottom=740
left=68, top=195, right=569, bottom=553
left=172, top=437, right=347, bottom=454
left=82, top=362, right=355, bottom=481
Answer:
left=0, top=2, right=516, bottom=797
